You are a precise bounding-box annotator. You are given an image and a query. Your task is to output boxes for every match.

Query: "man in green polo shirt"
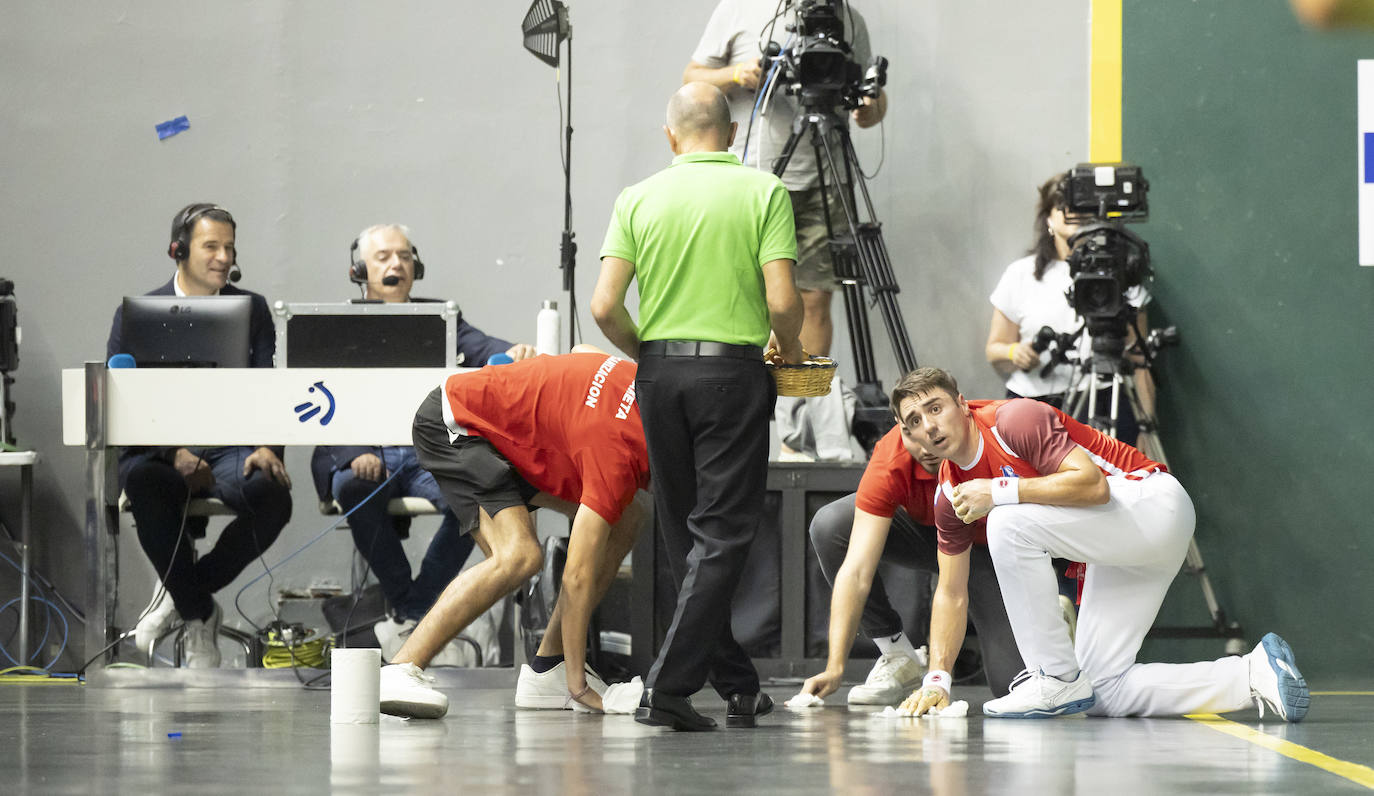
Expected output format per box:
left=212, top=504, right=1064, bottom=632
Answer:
left=592, top=81, right=804, bottom=732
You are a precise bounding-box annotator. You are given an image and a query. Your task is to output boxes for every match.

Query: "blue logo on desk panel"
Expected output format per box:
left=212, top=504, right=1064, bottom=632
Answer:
left=294, top=381, right=336, bottom=425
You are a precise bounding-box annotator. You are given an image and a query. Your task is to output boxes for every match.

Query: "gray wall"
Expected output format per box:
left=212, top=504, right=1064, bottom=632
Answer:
left=0, top=1, right=1088, bottom=667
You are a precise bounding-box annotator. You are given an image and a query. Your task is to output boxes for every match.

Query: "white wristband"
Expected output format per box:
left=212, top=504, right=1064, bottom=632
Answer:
left=922, top=670, right=951, bottom=691
left=990, top=477, right=1020, bottom=506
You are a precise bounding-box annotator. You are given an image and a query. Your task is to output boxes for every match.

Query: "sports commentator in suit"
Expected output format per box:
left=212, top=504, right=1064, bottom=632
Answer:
left=310, top=224, right=537, bottom=659
left=106, top=203, right=293, bottom=668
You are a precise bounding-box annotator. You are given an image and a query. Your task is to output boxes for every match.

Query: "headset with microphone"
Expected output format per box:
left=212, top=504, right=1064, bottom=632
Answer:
left=349, top=229, right=425, bottom=288
left=167, top=203, right=241, bottom=283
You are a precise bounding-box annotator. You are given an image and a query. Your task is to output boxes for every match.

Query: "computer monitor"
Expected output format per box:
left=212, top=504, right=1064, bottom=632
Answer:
left=119, top=295, right=253, bottom=367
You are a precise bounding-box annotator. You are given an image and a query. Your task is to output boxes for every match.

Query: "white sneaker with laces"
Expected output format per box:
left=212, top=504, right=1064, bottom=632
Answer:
left=182, top=603, right=222, bottom=669
left=1248, top=632, right=1309, bottom=722
left=374, top=617, right=418, bottom=663
left=515, top=661, right=608, bottom=713
left=380, top=662, right=449, bottom=719
left=982, top=668, right=1095, bottom=718
left=847, top=650, right=927, bottom=705
left=133, top=586, right=181, bottom=657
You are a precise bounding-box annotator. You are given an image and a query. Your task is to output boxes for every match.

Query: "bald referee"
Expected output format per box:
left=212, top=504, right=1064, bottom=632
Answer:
left=593, top=82, right=804, bottom=731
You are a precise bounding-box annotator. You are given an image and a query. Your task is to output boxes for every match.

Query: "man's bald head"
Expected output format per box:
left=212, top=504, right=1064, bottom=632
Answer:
left=666, top=82, right=733, bottom=149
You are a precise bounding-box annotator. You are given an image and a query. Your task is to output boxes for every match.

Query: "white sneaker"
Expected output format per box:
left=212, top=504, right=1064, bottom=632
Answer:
left=374, top=617, right=417, bottom=663
left=1248, top=632, right=1309, bottom=722
left=515, top=661, right=607, bottom=713
left=847, top=651, right=926, bottom=705
left=982, top=668, right=1095, bottom=718
left=380, top=663, right=449, bottom=719
left=182, top=603, right=222, bottom=669
left=133, top=586, right=180, bottom=657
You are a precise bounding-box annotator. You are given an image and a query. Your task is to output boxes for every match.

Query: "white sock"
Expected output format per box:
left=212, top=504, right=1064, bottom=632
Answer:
left=873, top=632, right=919, bottom=661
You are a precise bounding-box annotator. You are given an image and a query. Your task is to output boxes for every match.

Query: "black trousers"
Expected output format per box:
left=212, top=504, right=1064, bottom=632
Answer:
left=808, top=494, right=1024, bottom=697
left=637, top=351, right=774, bottom=699
left=120, top=447, right=292, bottom=622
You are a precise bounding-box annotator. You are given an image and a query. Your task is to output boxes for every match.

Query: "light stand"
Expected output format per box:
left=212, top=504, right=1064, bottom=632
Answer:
left=522, top=0, right=581, bottom=350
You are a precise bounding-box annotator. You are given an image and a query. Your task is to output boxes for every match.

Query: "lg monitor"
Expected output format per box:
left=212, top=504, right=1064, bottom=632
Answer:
left=119, top=295, right=252, bottom=367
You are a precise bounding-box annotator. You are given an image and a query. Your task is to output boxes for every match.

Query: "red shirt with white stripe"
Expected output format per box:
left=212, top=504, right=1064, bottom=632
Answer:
left=934, top=398, right=1165, bottom=555
left=855, top=400, right=994, bottom=527
left=440, top=352, right=650, bottom=525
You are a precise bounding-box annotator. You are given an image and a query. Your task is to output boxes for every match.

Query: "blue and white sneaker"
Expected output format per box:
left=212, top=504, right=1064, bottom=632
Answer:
left=1249, top=633, right=1309, bottom=723
left=982, top=668, right=1096, bottom=718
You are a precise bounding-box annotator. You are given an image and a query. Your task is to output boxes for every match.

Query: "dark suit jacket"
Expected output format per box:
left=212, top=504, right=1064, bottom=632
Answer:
left=106, top=277, right=281, bottom=481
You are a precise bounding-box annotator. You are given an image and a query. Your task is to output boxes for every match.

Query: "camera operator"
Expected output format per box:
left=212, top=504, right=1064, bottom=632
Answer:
left=984, top=174, right=1155, bottom=446
left=685, top=0, right=887, bottom=462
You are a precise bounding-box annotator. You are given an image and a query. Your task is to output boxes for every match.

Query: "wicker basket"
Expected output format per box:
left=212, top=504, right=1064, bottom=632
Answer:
left=765, top=350, right=837, bottom=397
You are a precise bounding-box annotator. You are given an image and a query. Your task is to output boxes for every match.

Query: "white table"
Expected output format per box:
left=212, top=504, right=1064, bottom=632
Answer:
left=62, top=364, right=466, bottom=669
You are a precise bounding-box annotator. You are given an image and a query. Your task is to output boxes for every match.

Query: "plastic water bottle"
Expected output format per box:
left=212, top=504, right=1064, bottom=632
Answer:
left=536, top=300, right=560, bottom=356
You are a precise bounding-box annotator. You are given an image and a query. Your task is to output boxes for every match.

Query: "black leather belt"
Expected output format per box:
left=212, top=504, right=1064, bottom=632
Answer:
left=640, top=340, right=763, bottom=359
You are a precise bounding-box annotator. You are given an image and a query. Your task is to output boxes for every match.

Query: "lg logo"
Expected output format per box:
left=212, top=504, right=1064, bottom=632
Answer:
left=294, top=381, right=336, bottom=425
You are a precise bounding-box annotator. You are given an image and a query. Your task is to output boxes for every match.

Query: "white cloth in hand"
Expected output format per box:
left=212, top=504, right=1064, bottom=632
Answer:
left=878, top=700, right=969, bottom=719
left=784, top=691, right=825, bottom=708
left=601, top=677, right=644, bottom=714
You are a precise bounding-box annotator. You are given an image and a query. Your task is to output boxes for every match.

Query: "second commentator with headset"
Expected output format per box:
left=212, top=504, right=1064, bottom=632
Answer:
left=105, top=202, right=294, bottom=670
left=311, top=223, right=538, bottom=661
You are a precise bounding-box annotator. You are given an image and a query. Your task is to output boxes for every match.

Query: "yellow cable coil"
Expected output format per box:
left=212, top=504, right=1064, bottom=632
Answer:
left=261, top=626, right=333, bottom=669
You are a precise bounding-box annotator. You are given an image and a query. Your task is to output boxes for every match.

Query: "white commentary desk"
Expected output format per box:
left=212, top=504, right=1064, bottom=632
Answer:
left=62, top=364, right=463, bottom=669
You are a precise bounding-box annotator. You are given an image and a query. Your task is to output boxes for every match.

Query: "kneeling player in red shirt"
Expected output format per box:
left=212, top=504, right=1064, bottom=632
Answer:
left=892, top=367, right=1308, bottom=722
left=378, top=350, right=650, bottom=719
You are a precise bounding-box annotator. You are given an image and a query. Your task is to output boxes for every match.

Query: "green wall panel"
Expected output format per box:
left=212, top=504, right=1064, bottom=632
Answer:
left=1124, top=1, right=1374, bottom=678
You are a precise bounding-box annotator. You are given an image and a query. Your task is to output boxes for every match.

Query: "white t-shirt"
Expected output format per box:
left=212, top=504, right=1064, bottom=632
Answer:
left=988, top=255, right=1147, bottom=397
left=691, top=0, right=871, bottom=190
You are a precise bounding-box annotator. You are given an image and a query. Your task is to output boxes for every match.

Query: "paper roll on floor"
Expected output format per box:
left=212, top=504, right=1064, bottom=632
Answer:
left=331, top=648, right=382, bottom=724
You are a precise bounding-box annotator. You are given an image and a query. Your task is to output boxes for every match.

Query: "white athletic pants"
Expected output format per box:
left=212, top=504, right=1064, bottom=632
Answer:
left=986, top=473, right=1252, bottom=717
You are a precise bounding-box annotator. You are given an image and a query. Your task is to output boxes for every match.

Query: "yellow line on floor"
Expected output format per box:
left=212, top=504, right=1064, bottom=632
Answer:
left=1311, top=691, right=1374, bottom=696
left=1187, top=713, right=1374, bottom=790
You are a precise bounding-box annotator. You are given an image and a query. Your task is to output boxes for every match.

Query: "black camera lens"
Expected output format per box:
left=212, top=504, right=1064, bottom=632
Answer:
left=1030, top=325, right=1057, bottom=354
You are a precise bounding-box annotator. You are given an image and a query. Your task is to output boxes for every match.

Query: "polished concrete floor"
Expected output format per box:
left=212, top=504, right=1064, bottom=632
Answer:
left=0, top=668, right=1371, bottom=795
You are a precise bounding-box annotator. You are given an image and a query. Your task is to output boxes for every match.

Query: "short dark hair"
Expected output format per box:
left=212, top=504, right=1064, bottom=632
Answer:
left=169, top=203, right=236, bottom=257
left=889, top=367, right=960, bottom=419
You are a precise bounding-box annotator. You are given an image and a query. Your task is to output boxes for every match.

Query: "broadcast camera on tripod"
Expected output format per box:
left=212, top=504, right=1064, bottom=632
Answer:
left=763, top=0, right=916, bottom=449
left=1045, top=164, right=1243, bottom=653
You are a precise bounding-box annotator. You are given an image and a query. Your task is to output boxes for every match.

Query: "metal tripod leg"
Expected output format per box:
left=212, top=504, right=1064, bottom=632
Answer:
left=1061, top=367, right=1246, bottom=653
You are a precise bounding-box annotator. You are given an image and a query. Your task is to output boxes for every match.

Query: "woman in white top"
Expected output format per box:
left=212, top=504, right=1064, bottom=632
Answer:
left=985, top=174, right=1154, bottom=445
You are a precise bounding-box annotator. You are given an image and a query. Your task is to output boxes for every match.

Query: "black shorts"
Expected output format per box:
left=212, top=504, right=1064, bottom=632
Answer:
left=411, top=388, right=540, bottom=536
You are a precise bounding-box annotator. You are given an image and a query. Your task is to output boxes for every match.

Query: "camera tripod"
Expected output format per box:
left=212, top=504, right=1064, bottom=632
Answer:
left=771, top=105, right=917, bottom=443
left=1061, top=332, right=1247, bottom=654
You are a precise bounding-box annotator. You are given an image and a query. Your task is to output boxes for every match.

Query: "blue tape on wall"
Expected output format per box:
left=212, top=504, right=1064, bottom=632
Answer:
left=1366, top=132, right=1374, bottom=184
left=155, top=116, right=190, bottom=140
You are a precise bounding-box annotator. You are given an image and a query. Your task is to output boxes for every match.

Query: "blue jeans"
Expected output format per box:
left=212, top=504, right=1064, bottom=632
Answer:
left=332, top=446, right=473, bottom=620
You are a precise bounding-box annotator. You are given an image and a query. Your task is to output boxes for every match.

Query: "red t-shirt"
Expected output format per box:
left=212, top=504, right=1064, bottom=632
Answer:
left=934, top=399, right=1166, bottom=555
left=853, top=400, right=994, bottom=529
left=440, top=352, right=650, bottom=524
